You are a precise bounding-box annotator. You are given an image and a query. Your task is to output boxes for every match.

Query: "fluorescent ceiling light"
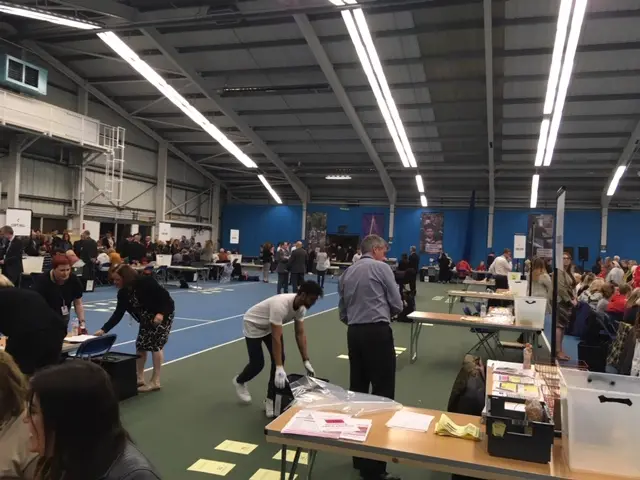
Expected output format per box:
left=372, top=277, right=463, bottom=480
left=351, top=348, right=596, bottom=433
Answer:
left=420, top=195, right=428, bottom=207
left=326, top=175, right=352, bottom=180
left=534, top=118, right=550, bottom=167
left=543, top=0, right=588, bottom=167
left=530, top=174, right=540, bottom=208
left=329, top=0, right=345, bottom=5
left=344, top=0, right=359, bottom=4
left=97, top=32, right=257, bottom=169
left=543, top=0, right=573, bottom=115
left=415, top=174, right=424, bottom=193
left=342, top=9, right=411, bottom=168
left=0, top=4, right=99, bottom=30
left=606, top=165, right=626, bottom=197
left=258, top=175, right=282, bottom=204
left=352, top=9, right=417, bottom=168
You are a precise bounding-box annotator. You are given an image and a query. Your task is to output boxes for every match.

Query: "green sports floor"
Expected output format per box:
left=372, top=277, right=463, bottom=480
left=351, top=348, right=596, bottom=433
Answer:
left=120, top=281, right=549, bottom=479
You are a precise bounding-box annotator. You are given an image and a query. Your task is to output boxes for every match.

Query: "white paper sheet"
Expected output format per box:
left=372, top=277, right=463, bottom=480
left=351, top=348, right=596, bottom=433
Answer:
left=64, top=335, right=97, bottom=343
left=386, top=411, right=434, bottom=432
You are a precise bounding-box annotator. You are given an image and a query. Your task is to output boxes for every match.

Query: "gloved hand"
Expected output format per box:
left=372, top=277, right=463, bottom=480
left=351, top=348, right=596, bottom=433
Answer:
left=275, top=365, right=287, bottom=389
left=304, top=360, right=315, bottom=377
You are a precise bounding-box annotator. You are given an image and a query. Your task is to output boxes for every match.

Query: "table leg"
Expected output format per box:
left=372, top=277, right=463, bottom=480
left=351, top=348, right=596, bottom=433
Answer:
left=448, top=297, right=454, bottom=314
left=280, top=445, right=287, bottom=480
left=288, top=448, right=302, bottom=480
left=306, top=450, right=317, bottom=479
left=410, top=320, right=422, bottom=364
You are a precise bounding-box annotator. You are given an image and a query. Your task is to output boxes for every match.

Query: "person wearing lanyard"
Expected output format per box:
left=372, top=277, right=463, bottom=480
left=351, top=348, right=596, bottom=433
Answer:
left=32, top=254, right=86, bottom=330
left=339, top=235, right=403, bottom=480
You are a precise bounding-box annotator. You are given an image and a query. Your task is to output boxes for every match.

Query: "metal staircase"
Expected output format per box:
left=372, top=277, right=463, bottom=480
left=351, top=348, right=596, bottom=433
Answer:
left=100, top=124, right=126, bottom=203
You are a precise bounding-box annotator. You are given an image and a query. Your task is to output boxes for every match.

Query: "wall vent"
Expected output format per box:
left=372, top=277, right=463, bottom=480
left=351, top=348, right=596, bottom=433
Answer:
left=0, top=55, right=47, bottom=95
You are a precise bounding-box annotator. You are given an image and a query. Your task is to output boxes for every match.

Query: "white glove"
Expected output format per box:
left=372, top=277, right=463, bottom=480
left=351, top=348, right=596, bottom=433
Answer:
left=275, top=365, right=287, bottom=389
left=304, top=360, right=315, bottom=377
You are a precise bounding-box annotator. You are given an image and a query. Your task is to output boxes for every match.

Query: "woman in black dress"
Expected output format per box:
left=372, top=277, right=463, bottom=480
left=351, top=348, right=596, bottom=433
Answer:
left=95, top=264, right=174, bottom=392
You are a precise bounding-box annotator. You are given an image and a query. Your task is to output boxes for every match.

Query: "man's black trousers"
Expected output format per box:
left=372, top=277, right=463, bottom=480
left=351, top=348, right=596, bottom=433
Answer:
left=347, top=322, right=396, bottom=479
left=236, top=334, right=285, bottom=401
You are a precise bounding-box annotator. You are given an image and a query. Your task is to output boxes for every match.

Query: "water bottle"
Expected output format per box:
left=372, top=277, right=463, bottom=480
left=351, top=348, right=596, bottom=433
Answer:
left=480, top=304, right=487, bottom=318
left=71, top=319, right=79, bottom=336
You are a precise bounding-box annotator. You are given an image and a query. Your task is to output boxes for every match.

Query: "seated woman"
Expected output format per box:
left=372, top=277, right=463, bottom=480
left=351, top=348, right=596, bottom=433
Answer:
left=0, top=275, right=66, bottom=375
left=476, top=261, right=486, bottom=271
left=26, top=361, right=160, bottom=479
left=607, top=283, right=632, bottom=316
left=623, top=287, right=640, bottom=324
left=578, top=277, right=605, bottom=309
left=595, top=283, right=615, bottom=313
left=0, top=351, right=37, bottom=479
left=455, top=259, right=472, bottom=278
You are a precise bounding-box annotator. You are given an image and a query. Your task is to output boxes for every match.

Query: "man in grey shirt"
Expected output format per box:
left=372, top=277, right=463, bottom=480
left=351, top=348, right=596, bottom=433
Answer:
left=339, top=235, right=403, bottom=480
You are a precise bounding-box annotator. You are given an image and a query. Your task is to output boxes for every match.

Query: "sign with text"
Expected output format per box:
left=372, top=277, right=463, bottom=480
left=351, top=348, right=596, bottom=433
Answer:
left=6, top=208, right=31, bottom=236
left=230, top=229, right=240, bottom=245
left=158, top=222, right=171, bottom=241
left=513, top=234, right=527, bottom=259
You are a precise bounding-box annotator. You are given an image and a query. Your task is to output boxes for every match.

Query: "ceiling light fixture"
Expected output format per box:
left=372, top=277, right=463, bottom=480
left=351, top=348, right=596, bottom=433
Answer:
left=326, top=175, right=352, bottom=180
left=534, top=119, right=550, bottom=167
left=341, top=9, right=415, bottom=168
left=420, top=195, right=428, bottom=207
left=543, top=0, right=588, bottom=167
left=0, top=3, right=99, bottom=30
left=543, top=0, right=573, bottom=115
left=415, top=174, right=424, bottom=193
left=530, top=174, right=540, bottom=208
left=97, top=32, right=257, bottom=169
left=606, top=165, right=627, bottom=197
left=258, top=174, right=282, bottom=204
left=329, top=0, right=345, bottom=5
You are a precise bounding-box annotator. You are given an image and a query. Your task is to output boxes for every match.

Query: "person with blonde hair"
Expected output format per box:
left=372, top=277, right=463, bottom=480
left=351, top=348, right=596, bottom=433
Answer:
left=0, top=351, right=37, bottom=478
left=579, top=277, right=605, bottom=309
left=606, top=260, right=625, bottom=285
left=529, top=257, right=552, bottom=313
left=623, top=287, right=640, bottom=324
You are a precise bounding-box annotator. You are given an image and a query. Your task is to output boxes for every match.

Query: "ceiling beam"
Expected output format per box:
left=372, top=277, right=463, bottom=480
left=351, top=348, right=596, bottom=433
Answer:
left=483, top=0, right=495, bottom=209
left=22, top=41, right=230, bottom=192
left=141, top=27, right=309, bottom=203
left=601, top=119, right=640, bottom=207
left=55, top=0, right=138, bottom=20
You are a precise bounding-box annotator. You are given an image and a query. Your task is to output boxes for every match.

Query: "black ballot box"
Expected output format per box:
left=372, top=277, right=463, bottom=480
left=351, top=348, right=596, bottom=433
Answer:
left=92, top=352, right=139, bottom=401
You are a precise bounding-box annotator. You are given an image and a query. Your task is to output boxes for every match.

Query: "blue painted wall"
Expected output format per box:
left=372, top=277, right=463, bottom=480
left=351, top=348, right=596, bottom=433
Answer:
left=221, top=204, right=626, bottom=267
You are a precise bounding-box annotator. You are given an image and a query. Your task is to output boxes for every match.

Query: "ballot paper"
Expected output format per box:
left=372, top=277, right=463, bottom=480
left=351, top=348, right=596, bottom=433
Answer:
left=386, top=411, right=434, bottom=432
left=281, top=410, right=372, bottom=442
left=64, top=334, right=97, bottom=343
left=434, top=414, right=481, bottom=441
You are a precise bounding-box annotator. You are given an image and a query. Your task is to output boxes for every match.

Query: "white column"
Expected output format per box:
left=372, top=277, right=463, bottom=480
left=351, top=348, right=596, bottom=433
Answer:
left=6, top=136, right=21, bottom=209
left=301, top=201, right=307, bottom=241
left=210, top=183, right=221, bottom=249
left=487, top=205, right=494, bottom=249
left=600, top=207, right=608, bottom=253
left=155, top=142, right=168, bottom=231
left=389, top=203, right=395, bottom=242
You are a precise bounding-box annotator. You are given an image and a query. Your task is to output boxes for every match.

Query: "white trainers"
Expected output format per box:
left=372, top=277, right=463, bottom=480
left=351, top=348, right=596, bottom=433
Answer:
left=232, top=376, right=252, bottom=404
left=264, top=398, right=275, bottom=418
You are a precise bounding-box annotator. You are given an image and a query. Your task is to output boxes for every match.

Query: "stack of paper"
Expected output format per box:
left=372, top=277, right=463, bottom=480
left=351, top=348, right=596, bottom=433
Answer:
left=281, top=410, right=372, bottom=442
left=386, top=411, right=434, bottom=432
left=434, top=414, right=481, bottom=441
left=64, top=334, right=97, bottom=343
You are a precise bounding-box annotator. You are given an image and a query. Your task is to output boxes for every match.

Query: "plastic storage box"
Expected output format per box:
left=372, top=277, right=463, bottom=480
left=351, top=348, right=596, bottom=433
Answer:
left=514, top=296, right=547, bottom=329
left=508, top=279, right=528, bottom=297
left=561, top=369, right=640, bottom=477
left=486, top=395, right=554, bottom=464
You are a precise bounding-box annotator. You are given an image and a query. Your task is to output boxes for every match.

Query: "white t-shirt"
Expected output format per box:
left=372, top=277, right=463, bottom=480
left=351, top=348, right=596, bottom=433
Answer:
left=489, top=255, right=512, bottom=276
left=243, top=293, right=306, bottom=338
left=352, top=253, right=362, bottom=263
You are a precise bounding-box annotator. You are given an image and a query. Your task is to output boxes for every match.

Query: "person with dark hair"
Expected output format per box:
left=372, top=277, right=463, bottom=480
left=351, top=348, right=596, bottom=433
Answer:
left=261, top=242, right=273, bottom=283
left=233, top=281, right=323, bottom=418
left=556, top=252, right=577, bottom=361
left=26, top=361, right=160, bottom=479
left=95, top=264, right=175, bottom=392
left=0, top=225, right=24, bottom=286
left=0, top=350, right=37, bottom=478
left=32, top=254, right=86, bottom=330
left=0, top=275, right=66, bottom=375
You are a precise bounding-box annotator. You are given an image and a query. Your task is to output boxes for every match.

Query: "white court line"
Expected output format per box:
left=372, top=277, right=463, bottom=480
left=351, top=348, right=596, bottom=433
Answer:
left=540, top=331, right=551, bottom=353
left=122, top=292, right=338, bottom=350
left=174, top=317, right=214, bottom=323
left=149, top=306, right=339, bottom=370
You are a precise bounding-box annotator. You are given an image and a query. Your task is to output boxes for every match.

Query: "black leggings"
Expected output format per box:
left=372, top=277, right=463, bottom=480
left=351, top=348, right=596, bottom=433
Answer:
left=236, top=334, right=285, bottom=401
left=316, top=270, right=326, bottom=288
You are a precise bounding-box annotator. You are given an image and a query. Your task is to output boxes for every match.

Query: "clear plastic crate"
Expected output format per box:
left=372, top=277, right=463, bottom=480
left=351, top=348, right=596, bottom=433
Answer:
left=514, top=296, right=547, bottom=329
left=560, top=369, right=640, bottom=477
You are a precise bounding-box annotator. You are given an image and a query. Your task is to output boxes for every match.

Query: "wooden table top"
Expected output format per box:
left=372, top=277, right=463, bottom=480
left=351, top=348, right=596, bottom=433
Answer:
left=266, top=406, right=618, bottom=480
left=448, top=289, right=515, bottom=300
left=407, top=311, right=541, bottom=332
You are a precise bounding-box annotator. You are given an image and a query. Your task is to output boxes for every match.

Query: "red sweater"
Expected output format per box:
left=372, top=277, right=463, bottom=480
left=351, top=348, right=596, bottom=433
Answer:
left=607, top=293, right=627, bottom=314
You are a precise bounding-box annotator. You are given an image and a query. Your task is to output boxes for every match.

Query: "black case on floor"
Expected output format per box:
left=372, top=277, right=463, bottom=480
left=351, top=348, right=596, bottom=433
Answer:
left=92, top=352, right=139, bottom=401
left=274, top=374, right=329, bottom=417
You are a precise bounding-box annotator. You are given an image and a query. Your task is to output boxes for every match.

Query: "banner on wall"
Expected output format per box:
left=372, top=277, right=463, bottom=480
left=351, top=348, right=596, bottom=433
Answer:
left=306, top=212, right=327, bottom=251
left=513, top=234, right=527, bottom=259
left=420, top=212, right=444, bottom=254
left=361, top=213, right=384, bottom=238
left=230, top=229, right=240, bottom=245
left=6, top=208, right=31, bottom=236
left=157, top=222, right=171, bottom=241
left=527, top=214, right=554, bottom=260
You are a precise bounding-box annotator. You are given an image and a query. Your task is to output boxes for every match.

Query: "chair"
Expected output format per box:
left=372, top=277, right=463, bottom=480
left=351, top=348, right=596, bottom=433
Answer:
left=73, top=334, right=117, bottom=360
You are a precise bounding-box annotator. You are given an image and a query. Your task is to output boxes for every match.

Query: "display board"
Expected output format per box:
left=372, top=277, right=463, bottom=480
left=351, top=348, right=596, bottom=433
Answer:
left=555, top=190, right=566, bottom=269
left=82, top=220, right=100, bottom=241
left=306, top=212, right=327, bottom=251
left=527, top=214, right=554, bottom=260
left=230, top=229, right=240, bottom=245
left=513, top=234, right=527, bottom=259
left=5, top=208, right=31, bottom=236
left=420, top=212, right=444, bottom=254
left=361, top=213, right=384, bottom=238
left=158, top=222, right=171, bottom=241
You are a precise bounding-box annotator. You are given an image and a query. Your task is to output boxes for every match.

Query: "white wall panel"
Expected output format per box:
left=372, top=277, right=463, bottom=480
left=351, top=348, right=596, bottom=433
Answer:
left=167, top=157, right=207, bottom=188
left=20, top=158, right=72, bottom=200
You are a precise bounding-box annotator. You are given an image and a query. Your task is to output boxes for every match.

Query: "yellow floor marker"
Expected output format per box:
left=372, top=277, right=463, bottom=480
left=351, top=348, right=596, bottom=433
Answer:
left=337, top=354, right=349, bottom=359
left=273, top=449, right=309, bottom=465
left=187, top=459, right=235, bottom=476
left=251, top=469, right=297, bottom=480
left=214, top=439, right=258, bottom=455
